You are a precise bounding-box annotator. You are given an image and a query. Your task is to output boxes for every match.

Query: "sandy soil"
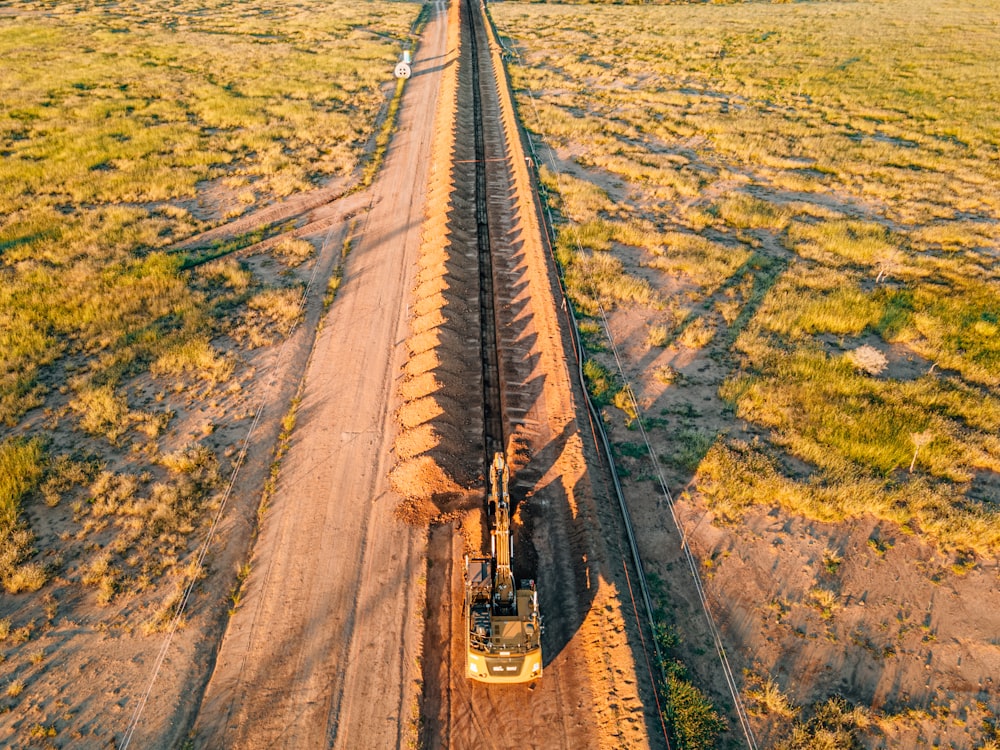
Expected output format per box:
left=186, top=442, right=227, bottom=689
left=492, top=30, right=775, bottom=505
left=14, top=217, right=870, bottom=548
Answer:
left=187, top=2, right=449, bottom=747
left=389, top=0, right=662, bottom=747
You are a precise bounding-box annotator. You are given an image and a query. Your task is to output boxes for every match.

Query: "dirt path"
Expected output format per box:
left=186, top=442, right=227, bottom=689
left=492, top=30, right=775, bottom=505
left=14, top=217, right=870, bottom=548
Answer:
left=188, top=3, right=448, bottom=747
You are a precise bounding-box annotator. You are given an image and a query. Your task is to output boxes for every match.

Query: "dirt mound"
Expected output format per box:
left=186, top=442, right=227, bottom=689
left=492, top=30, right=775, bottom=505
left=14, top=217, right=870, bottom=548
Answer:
left=389, top=27, right=483, bottom=519
left=398, top=371, right=442, bottom=402
left=389, top=456, right=477, bottom=520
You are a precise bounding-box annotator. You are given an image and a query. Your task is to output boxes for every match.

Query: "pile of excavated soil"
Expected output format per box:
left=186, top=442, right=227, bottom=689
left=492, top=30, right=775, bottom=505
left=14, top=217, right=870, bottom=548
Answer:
left=389, top=0, right=483, bottom=525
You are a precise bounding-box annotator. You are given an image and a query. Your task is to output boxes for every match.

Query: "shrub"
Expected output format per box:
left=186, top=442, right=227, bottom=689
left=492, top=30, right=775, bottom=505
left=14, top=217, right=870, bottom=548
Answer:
left=4, top=562, right=47, bottom=594
left=747, top=675, right=798, bottom=719
left=787, top=219, right=898, bottom=266
left=237, top=286, right=305, bottom=346
left=70, top=385, right=133, bottom=444
left=151, top=336, right=233, bottom=384
left=845, top=345, right=888, bottom=376
left=646, top=323, right=670, bottom=348
left=776, top=696, right=869, bottom=750
left=664, top=664, right=727, bottom=750
left=612, top=385, right=639, bottom=424
left=274, top=236, right=315, bottom=266
left=808, top=587, right=840, bottom=621
left=677, top=316, right=716, bottom=350
left=583, top=358, right=617, bottom=407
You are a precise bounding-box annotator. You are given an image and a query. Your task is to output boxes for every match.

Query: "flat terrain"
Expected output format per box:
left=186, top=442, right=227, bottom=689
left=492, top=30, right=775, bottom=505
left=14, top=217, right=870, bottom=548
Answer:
left=492, top=0, right=1000, bottom=748
left=3, top=0, right=665, bottom=746
left=187, top=2, right=449, bottom=746
left=0, top=0, right=423, bottom=746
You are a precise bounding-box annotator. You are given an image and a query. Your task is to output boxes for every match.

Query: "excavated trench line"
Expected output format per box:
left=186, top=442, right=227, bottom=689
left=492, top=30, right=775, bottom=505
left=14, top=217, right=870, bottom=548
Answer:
left=392, top=0, right=660, bottom=746
left=470, top=0, right=506, bottom=463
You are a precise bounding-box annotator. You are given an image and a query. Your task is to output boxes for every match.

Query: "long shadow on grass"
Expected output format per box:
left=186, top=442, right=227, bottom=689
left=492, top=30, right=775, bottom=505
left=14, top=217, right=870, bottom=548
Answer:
left=663, top=249, right=786, bottom=359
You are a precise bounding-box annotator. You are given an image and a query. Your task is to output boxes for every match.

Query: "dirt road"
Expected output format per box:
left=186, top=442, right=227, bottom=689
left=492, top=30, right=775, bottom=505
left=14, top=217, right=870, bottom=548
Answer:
left=189, top=2, right=448, bottom=746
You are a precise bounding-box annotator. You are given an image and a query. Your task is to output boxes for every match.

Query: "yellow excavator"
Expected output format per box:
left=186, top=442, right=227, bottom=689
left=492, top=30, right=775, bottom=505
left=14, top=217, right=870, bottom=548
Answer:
left=464, top=452, right=543, bottom=683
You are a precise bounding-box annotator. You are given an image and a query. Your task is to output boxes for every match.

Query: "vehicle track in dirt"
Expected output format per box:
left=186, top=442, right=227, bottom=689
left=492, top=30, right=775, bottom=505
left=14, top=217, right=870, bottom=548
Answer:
left=186, top=2, right=449, bottom=747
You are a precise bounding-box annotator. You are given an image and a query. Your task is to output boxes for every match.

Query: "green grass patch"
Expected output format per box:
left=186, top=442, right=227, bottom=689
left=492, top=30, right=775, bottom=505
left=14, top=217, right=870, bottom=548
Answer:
left=583, top=358, right=618, bottom=407
left=645, top=232, right=752, bottom=292
left=716, top=193, right=794, bottom=232
left=0, top=437, right=46, bottom=593
left=0, top=0, right=421, bottom=423
left=496, top=0, right=1000, bottom=559
left=561, top=250, right=656, bottom=316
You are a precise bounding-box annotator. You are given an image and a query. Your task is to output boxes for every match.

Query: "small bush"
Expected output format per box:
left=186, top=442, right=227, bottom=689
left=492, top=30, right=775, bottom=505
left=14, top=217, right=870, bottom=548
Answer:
left=40, top=455, right=95, bottom=507
left=664, top=663, right=727, bottom=750
left=612, top=386, right=639, bottom=424
left=142, top=584, right=185, bottom=636
left=583, top=358, right=617, bottom=406
left=200, top=258, right=252, bottom=292
left=563, top=251, right=656, bottom=316
left=274, top=236, right=315, bottom=266
left=822, top=548, right=842, bottom=575
left=646, top=323, right=670, bottom=348
left=845, top=345, right=888, bottom=376
left=808, top=587, right=840, bottom=620
left=151, top=336, right=233, bottom=384
left=70, top=385, right=133, bottom=444
left=237, top=286, right=305, bottom=346
left=664, top=429, right=716, bottom=473
left=4, top=562, right=47, bottom=594
left=654, top=365, right=677, bottom=385
left=677, top=316, right=716, bottom=350
left=747, top=675, right=798, bottom=719
left=27, top=723, right=56, bottom=740
left=776, top=696, right=869, bottom=750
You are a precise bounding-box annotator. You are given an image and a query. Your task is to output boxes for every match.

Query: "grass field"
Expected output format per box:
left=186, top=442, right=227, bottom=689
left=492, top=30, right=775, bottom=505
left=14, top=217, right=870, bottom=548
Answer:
left=0, top=0, right=416, bottom=420
left=492, top=0, right=1000, bottom=746
left=0, top=0, right=417, bottom=578
left=494, top=0, right=1000, bottom=553
left=0, top=2, right=420, bottom=739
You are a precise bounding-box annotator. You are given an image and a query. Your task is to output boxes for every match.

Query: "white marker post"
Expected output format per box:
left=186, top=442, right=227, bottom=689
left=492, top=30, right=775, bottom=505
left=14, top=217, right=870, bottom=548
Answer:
left=394, top=50, right=412, bottom=80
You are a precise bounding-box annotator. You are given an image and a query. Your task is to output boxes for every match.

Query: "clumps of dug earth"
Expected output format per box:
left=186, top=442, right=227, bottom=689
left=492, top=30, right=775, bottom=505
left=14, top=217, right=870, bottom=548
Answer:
left=389, top=43, right=483, bottom=527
